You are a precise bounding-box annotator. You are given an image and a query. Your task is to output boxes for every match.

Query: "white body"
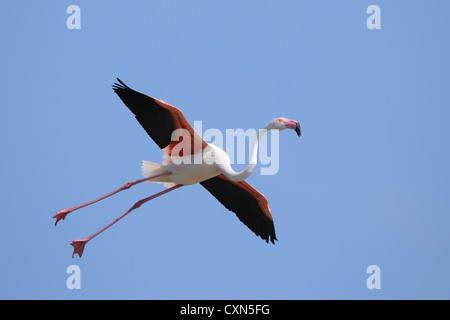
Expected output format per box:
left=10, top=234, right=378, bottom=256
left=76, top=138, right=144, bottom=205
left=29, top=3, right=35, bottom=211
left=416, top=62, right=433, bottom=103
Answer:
left=142, top=144, right=230, bottom=187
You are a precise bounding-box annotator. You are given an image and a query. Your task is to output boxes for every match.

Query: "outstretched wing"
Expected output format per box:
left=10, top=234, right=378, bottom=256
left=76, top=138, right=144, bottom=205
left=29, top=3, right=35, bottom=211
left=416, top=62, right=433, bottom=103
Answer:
left=112, top=78, right=207, bottom=152
left=200, top=174, right=277, bottom=244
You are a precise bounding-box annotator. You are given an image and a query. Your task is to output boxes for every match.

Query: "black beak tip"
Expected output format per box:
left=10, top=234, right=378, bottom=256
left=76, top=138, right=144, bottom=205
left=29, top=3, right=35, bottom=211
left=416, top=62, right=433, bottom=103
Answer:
left=295, top=122, right=301, bottom=137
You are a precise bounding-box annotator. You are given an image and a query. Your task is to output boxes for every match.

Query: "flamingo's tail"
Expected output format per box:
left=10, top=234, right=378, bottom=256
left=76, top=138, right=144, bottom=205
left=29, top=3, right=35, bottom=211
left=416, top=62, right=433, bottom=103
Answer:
left=141, top=160, right=176, bottom=188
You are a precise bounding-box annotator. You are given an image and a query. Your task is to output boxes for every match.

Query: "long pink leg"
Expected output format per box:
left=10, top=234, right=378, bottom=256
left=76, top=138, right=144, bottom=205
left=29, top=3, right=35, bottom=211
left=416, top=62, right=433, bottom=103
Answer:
left=70, top=184, right=183, bottom=258
left=53, top=172, right=169, bottom=225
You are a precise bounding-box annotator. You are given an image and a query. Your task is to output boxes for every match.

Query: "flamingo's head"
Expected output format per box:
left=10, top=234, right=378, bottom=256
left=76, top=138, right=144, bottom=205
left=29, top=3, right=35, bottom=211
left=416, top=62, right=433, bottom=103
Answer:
left=267, top=117, right=301, bottom=137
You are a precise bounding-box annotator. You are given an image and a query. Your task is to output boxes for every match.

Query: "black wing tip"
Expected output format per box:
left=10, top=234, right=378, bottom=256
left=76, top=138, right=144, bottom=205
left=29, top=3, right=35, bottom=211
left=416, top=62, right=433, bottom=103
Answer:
left=258, top=221, right=277, bottom=244
left=270, top=235, right=278, bottom=244
left=112, top=78, right=130, bottom=92
left=264, top=231, right=277, bottom=244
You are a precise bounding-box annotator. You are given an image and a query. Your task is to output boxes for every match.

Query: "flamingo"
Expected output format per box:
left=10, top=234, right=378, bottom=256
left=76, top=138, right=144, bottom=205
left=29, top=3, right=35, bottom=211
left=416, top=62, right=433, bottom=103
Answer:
left=54, top=79, right=301, bottom=257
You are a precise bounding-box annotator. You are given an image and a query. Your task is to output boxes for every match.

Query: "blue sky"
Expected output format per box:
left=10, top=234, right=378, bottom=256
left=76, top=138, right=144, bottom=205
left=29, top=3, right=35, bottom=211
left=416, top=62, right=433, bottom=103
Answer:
left=0, top=1, right=449, bottom=299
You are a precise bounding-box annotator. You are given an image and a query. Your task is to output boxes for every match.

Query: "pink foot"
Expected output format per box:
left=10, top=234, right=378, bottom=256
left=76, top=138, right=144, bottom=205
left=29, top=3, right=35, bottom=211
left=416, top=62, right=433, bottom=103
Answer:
left=53, top=208, right=73, bottom=226
left=70, top=238, right=90, bottom=258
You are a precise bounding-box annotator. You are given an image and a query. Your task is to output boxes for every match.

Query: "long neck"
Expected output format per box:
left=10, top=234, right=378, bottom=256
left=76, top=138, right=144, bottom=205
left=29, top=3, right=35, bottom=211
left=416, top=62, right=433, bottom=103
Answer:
left=220, top=127, right=269, bottom=182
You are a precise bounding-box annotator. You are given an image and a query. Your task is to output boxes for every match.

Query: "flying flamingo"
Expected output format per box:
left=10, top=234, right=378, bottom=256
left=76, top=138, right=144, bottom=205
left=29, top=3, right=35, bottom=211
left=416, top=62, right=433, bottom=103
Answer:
left=54, top=79, right=301, bottom=257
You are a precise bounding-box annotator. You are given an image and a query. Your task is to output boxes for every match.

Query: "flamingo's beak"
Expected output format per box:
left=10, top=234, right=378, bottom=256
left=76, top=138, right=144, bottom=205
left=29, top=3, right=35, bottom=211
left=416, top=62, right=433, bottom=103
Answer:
left=295, top=122, right=301, bottom=137
left=282, top=118, right=301, bottom=137
left=281, top=118, right=302, bottom=137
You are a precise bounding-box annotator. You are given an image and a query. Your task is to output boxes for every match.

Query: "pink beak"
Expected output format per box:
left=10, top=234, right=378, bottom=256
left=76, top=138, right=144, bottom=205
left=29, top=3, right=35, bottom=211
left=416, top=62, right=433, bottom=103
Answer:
left=282, top=119, right=301, bottom=137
